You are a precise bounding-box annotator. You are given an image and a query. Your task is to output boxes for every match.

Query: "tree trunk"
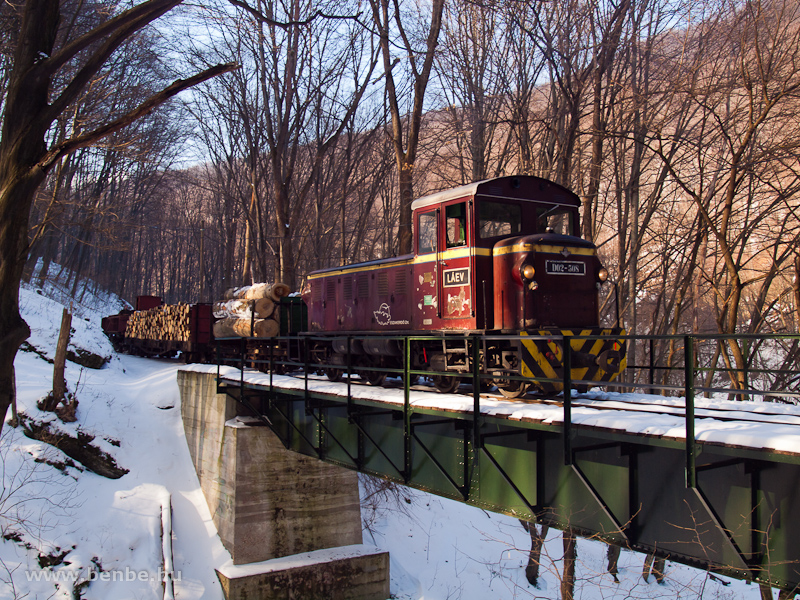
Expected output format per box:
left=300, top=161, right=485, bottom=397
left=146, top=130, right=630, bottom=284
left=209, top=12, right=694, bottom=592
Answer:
left=243, top=171, right=257, bottom=285
left=561, top=531, right=576, bottom=600
left=397, top=160, right=414, bottom=255
left=642, top=552, right=664, bottom=583
left=584, top=69, right=604, bottom=242
left=0, top=0, right=60, bottom=433
left=794, top=255, right=800, bottom=330
left=606, top=544, right=620, bottom=582
left=0, top=178, right=43, bottom=433
left=52, top=307, right=72, bottom=405
left=224, top=218, right=237, bottom=295
left=520, top=520, right=548, bottom=586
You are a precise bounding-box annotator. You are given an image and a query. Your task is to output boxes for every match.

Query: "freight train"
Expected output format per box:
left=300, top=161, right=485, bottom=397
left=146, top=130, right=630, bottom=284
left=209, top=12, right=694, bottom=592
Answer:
left=102, top=175, right=626, bottom=398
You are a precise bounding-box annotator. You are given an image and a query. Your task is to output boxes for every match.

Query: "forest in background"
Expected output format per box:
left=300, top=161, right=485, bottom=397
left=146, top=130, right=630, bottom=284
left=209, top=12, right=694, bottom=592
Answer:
left=5, top=0, right=800, bottom=388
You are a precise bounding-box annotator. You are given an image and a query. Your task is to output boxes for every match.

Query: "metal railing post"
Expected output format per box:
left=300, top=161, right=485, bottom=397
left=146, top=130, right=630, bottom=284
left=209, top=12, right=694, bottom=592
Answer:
left=472, top=335, right=481, bottom=449
left=303, top=335, right=310, bottom=402
left=743, top=338, right=750, bottom=400
left=404, top=336, right=411, bottom=405
left=403, top=337, right=411, bottom=483
left=347, top=336, right=353, bottom=409
left=685, top=335, right=696, bottom=488
left=239, top=337, right=245, bottom=389
left=563, top=334, right=573, bottom=466
left=269, top=341, right=274, bottom=394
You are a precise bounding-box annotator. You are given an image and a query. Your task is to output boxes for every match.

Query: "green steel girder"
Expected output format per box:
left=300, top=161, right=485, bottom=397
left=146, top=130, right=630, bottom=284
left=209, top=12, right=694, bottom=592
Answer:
left=220, top=379, right=800, bottom=593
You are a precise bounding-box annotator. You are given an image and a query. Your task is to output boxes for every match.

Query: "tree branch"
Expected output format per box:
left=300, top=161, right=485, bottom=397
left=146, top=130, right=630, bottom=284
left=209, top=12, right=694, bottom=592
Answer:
left=43, top=0, right=185, bottom=127
left=224, top=0, right=362, bottom=28
left=42, top=0, right=184, bottom=77
left=39, top=62, right=239, bottom=173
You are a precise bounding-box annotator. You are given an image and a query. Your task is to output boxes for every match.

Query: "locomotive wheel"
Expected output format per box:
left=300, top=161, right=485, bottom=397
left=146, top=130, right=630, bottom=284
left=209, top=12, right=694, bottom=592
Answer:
left=432, top=374, right=460, bottom=394
left=362, top=370, right=387, bottom=386
left=354, top=357, right=386, bottom=386
left=325, top=368, right=343, bottom=382
left=497, top=381, right=531, bottom=399
left=401, top=373, right=420, bottom=386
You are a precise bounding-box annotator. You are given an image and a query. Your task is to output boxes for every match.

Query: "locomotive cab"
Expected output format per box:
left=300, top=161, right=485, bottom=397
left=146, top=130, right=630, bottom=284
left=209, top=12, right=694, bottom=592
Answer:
left=410, top=176, right=625, bottom=395
left=410, top=175, right=603, bottom=332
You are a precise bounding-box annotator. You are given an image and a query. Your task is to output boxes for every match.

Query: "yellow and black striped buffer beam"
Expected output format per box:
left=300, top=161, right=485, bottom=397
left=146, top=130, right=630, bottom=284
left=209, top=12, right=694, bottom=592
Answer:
left=519, top=329, right=627, bottom=392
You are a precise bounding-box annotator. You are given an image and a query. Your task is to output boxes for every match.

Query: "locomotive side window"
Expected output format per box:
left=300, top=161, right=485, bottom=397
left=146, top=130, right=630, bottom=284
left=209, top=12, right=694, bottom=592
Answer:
left=479, top=200, right=522, bottom=239
left=537, top=206, right=574, bottom=236
left=418, top=211, right=437, bottom=254
left=446, top=202, right=467, bottom=248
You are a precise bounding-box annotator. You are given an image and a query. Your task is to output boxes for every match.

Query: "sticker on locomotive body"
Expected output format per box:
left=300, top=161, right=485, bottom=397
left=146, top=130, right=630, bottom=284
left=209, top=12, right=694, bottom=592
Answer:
left=545, top=260, right=585, bottom=275
left=443, top=267, right=470, bottom=287
left=373, top=303, right=410, bottom=326
left=447, top=288, right=470, bottom=315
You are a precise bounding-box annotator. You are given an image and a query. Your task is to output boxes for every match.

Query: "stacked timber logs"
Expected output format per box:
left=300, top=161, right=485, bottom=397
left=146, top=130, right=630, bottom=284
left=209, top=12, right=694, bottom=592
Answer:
left=126, top=303, right=192, bottom=341
left=213, top=283, right=291, bottom=338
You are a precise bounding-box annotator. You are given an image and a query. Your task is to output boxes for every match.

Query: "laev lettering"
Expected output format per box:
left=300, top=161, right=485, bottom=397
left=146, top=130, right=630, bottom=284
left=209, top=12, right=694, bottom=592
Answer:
left=443, top=268, right=470, bottom=287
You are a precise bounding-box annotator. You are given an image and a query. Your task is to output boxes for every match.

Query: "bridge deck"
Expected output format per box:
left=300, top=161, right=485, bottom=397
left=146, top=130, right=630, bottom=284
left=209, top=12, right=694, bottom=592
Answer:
left=193, top=364, right=800, bottom=459
left=181, top=364, right=800, bottom=592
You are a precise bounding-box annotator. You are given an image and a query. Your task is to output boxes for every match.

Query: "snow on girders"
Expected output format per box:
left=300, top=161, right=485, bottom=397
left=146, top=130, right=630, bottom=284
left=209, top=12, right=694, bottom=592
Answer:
left=180, top=364, right=800, bottom=458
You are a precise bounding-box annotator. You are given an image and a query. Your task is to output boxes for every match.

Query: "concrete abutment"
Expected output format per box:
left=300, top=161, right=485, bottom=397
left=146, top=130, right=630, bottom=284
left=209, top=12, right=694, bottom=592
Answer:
left=177, top=369, right=390, bottom=600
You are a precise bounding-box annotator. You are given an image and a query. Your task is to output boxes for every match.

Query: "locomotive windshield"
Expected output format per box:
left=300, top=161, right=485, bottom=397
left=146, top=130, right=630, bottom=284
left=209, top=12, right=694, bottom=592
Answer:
left=478, top=199, right=577, bottom=241
left=537, top=206, right=574, bottom=236
left=479, top=200, right=522, bottom=239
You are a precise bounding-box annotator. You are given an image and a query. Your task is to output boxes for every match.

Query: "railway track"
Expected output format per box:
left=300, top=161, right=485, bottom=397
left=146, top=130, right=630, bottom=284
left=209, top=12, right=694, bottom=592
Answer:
left=285, top=371, right=800, bottom=429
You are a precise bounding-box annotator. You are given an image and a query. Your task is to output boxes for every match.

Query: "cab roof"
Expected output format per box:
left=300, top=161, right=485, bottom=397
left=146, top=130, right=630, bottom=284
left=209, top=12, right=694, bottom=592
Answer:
left=410, top=175, right=580, bottom=211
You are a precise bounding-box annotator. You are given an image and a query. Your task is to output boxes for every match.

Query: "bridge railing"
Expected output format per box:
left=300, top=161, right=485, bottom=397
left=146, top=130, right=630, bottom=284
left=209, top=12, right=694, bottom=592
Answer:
left=214, top=330, right=800, bottom=489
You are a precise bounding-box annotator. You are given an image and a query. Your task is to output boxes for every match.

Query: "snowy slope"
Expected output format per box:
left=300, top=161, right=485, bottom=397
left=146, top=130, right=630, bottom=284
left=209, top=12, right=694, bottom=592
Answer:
left=1, top=284, right=759, bottom=599
left=4, top=285, right=229, bottom=599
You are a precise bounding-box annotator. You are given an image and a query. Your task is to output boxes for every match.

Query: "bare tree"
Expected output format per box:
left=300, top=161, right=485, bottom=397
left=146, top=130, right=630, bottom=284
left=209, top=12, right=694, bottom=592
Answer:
left=192, top=0, right=379, bottom=290
left=370, top=0, right=444, bottom=255
left=0, top=0, right=236, bottom=432
left=648, top=0, right=800, bottom=388
left=433, top=1, right=509, bottom=184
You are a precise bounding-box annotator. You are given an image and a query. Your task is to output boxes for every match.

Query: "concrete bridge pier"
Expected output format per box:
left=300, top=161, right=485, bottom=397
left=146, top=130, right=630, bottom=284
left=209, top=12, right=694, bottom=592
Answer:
left=178, top=369, right=390, bottom=600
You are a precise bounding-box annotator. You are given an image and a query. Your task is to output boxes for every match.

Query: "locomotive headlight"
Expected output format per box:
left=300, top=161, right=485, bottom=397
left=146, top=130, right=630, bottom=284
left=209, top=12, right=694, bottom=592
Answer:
left=597, top=267, right=609, bottom=282
left=521, top=264, right=535, bottom=281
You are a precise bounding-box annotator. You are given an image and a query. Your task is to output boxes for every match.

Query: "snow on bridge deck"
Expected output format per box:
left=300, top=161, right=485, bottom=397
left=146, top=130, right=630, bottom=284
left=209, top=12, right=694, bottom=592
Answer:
left=181, top=364, right=800, bottom=459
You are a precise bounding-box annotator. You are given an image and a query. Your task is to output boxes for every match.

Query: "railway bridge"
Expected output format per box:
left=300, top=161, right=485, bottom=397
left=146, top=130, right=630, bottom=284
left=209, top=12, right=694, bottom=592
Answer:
left=179, top=332, right=800, bottom=598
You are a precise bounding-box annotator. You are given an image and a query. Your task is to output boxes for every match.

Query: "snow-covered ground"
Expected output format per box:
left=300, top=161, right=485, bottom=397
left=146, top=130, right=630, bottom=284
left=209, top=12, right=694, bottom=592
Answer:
left=0, top=284, right=761, bottom=599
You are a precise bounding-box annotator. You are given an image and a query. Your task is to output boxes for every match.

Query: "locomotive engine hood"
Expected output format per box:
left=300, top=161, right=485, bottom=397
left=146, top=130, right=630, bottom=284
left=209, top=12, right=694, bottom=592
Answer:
left=492, top=232, right=602, bottom=331
left=493, top=231, right=597, bottom=254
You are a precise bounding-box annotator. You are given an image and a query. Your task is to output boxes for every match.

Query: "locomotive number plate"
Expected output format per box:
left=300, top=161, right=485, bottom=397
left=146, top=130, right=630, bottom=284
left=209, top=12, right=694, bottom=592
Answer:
left=545, top=260, right=585, bottom=275
left=443, top=267, right=470, bottom=287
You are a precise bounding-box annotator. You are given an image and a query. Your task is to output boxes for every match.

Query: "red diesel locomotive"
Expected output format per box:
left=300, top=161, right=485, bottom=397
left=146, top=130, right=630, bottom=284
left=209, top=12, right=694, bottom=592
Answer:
left=303, top=175, right=625, bottom=397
